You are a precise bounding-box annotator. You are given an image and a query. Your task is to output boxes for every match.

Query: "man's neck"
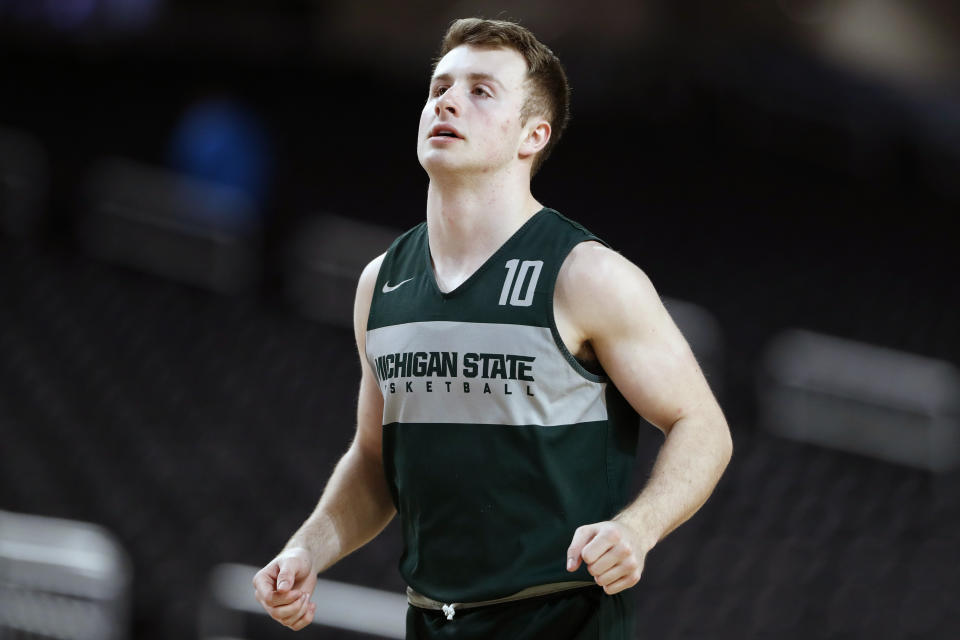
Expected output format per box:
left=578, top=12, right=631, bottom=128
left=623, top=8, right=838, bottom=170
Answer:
left=425, top=171, right=542, bottom=292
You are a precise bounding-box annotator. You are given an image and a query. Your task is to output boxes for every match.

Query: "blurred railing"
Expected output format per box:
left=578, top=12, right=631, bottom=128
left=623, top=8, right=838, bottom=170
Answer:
left=0, top=510, right=131, bottom=640
left=201, top=564, right=406, bottom=640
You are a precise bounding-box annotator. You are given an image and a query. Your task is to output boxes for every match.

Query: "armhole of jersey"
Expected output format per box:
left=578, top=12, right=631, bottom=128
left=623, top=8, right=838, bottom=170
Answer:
left=547, top=236, right=609, bottom=384
left=364, top=256, right=383, bottom=375
left=365, top=235, right=404, bottom=373
left=366, top=255, right=386, bottom=338
left=366, top=225, right=420, bottom=333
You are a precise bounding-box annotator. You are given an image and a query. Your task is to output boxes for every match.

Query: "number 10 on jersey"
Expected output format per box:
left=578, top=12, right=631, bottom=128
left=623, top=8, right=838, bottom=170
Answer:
left=499, top=259, right=543, bottom=307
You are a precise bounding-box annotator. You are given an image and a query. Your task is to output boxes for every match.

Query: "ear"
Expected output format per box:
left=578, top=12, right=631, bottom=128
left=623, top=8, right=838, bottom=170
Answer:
left=518, top=119, right=551, bottom=160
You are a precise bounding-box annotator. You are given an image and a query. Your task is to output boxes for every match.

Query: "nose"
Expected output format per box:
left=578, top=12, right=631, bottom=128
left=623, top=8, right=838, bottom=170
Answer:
left=435, top=88, right=460, bottom=118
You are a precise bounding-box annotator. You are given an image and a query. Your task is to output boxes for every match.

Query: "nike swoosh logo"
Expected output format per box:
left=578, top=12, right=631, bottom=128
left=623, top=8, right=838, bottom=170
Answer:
left=382, top=277, right=414, bottom=293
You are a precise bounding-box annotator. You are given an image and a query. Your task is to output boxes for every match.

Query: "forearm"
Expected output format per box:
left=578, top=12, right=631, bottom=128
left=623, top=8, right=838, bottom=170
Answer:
left=284, top=441, right=396, bottom=573
left=615, top=414, right=732, bottom=552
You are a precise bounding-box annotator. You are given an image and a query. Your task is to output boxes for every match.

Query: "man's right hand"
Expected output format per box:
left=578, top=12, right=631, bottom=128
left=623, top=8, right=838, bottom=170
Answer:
left=252, top=547, right=318, bottom=631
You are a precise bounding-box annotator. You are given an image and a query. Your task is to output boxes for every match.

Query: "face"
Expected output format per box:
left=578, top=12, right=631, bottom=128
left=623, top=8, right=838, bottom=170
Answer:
left=417, top=45, right=541, bottom=177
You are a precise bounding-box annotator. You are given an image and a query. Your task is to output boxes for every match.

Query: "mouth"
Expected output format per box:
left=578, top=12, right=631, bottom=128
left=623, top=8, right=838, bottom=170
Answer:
left=429, top=125, right=463, bottom=140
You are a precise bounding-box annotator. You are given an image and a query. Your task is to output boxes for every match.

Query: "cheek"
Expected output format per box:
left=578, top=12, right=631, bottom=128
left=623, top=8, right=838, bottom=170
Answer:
left=494, top=106, right=521, bottom=137
left=418, top=105, right=433, bottom=132
left=477, top=107, right=516, bottom=139
left=499, top=117, right=523, bottom=154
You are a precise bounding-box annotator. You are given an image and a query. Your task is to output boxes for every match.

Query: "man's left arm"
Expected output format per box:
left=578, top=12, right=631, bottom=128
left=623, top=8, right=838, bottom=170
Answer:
left=558, top=242, right=733, bottom=595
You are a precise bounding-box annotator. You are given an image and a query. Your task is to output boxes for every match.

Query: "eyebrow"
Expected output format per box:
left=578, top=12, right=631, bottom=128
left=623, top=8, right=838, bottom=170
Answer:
left=430, top=72, right=504, bottom=89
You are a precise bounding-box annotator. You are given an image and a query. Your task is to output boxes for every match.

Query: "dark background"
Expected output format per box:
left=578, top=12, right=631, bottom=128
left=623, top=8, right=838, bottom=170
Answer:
left=1, top=1, right=958, bottom=638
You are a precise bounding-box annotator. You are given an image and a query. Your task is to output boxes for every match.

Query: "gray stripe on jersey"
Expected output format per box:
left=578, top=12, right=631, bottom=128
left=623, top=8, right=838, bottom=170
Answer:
left=366, top=321, right=608, bottom=426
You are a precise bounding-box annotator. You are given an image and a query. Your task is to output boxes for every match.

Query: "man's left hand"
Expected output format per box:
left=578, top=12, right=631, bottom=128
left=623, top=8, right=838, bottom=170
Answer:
left=565, top=520, right=649, bottom=595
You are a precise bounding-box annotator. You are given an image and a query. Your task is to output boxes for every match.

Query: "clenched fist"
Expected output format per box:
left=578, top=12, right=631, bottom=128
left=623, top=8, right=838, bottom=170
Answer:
left=566, top=520, right=650, bottom=595
left=252, top=547, right=318, bottom=631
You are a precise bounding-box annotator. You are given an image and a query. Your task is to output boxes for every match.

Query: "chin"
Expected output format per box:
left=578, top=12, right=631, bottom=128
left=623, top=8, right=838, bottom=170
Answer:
left=420, top=153, right=464, bottom=175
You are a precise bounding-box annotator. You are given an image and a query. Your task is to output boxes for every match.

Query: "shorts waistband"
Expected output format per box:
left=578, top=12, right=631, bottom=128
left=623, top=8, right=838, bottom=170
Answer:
left=406, top=581, right=595, bottom=620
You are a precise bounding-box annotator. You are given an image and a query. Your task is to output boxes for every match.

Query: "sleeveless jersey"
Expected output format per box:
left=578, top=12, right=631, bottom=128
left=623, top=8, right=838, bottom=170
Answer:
left=365, top=208, right=639, bottom=603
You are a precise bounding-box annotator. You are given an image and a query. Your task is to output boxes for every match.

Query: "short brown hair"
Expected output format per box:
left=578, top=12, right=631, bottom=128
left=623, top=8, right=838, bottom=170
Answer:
left=436, top=18, right=571, bottom=176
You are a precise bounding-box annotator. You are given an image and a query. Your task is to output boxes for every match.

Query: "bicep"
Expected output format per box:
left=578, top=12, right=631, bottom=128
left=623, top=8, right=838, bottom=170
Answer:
left=568, top=248, right=719, bottom=433
left=596, top=304, right=715, bottom=434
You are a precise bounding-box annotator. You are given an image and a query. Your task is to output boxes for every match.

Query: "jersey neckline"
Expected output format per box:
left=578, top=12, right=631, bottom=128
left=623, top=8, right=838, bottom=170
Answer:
left=423, top=208, right=550, bottom=300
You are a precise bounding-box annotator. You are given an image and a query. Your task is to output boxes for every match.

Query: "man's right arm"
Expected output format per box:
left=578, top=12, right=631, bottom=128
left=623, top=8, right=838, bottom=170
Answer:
left=252, top=254, right=395, bottom=631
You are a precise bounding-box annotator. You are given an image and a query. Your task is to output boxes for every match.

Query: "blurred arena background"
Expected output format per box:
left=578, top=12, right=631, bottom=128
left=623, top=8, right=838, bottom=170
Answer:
left=1, top=0, right=959, bottom=638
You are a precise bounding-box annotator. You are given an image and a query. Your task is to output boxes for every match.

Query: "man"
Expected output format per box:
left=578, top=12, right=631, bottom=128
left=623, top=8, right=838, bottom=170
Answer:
left=254, top=18, right=732, bottom=639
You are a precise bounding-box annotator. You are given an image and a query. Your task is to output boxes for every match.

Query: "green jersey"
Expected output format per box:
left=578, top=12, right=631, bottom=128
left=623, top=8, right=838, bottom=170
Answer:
left=366, top=208, right=639, bottom=603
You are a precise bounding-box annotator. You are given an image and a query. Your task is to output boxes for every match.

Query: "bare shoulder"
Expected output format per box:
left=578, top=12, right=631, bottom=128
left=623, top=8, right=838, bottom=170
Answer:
left=556, top=241, right=663, bottom=337
left=558, top=242, right=719, bottom=434
left=559, top=241, right=656, bottom=289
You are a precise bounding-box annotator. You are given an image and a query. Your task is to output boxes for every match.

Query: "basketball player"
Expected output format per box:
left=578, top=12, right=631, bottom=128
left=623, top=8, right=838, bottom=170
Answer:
left=253, top=18, right=732, bottom=638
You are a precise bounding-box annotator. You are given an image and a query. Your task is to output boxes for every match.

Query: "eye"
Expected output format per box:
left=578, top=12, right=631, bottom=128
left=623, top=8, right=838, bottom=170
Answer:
left=431, top=85, right=448, bottom=98
left=473, top=86, right=492, bottom=98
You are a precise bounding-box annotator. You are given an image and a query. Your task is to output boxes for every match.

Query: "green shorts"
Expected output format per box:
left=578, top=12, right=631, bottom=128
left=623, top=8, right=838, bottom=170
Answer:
left=405, top=586, right=635, bottom=639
